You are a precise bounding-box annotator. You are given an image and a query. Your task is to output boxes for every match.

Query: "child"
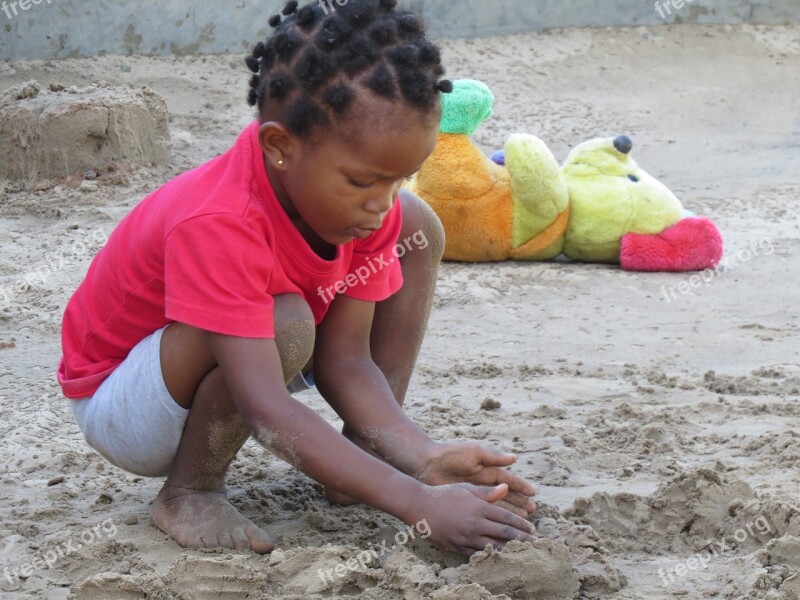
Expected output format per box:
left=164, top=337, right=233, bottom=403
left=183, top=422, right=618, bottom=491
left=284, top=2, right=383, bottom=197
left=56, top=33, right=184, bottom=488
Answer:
left=58, top=0, right=537, bottom=556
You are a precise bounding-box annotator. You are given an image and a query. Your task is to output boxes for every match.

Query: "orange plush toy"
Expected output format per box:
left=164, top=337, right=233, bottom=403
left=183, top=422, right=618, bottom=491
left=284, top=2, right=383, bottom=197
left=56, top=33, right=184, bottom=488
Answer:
left=407, top=80, right=571, bottom=262
left=407, top=79, right=724, bottom=271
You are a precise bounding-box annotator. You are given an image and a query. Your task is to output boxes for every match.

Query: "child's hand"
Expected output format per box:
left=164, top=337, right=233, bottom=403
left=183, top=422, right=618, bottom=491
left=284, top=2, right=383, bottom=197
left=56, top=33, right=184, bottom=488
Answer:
left=415, top=443, right=537, bottom=517
left=416, top=483, right=536, bottom=555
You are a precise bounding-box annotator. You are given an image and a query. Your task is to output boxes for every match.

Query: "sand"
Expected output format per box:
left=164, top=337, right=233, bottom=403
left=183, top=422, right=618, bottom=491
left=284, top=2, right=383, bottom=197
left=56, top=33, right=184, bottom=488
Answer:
left=0, top=81, right=169, bottom=182
left=0, top=23, right=799, bottom=600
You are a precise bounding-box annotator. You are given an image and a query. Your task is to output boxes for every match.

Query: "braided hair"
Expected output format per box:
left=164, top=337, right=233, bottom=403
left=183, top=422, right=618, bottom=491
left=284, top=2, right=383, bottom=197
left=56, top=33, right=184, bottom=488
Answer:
left=245, top=0, right=452, bottom=139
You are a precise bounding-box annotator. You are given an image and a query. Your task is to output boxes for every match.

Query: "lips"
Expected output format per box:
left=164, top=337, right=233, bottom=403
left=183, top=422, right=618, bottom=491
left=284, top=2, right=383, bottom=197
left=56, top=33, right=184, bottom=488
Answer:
left=351, top=226, right=379, bottom=240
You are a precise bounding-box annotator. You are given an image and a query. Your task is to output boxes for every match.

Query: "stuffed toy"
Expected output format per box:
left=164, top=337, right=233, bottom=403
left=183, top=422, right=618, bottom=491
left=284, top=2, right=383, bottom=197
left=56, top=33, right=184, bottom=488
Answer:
left=406, top=79, right=723, bottom=271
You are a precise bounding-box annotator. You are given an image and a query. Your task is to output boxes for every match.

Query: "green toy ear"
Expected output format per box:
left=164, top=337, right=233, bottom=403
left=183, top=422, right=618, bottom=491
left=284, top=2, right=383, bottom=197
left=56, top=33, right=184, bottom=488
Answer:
left=440, top=79, right=494, bottom=136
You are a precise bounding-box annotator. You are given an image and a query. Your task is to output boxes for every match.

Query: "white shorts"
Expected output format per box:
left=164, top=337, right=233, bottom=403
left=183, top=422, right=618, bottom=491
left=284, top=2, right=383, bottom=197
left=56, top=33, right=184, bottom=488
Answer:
left=70, top=326, right=314, bottom=477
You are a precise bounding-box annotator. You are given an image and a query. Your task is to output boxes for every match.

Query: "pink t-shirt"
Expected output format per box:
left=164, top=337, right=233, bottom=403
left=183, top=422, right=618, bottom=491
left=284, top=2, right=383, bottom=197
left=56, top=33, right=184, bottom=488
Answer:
left=57, top=121, right=404, bottom=400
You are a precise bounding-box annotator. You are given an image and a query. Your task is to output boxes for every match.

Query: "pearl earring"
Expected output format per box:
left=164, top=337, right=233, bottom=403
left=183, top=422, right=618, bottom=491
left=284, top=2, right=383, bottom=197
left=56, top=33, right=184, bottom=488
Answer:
left=278, top=159, right=285, bottom=166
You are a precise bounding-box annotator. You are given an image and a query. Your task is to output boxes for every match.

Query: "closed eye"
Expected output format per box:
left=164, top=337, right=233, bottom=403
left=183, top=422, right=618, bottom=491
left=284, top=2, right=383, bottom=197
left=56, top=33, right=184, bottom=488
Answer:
left=348, top=177, right=374, bottom=189
left=349, top=174, right=416, bottom=188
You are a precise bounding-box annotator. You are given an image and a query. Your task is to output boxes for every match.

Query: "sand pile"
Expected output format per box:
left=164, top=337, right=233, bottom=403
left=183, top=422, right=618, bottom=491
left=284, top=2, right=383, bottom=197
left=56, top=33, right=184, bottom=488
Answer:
left=0, top=81, right=169, bottom=185
left=66, top=510, right=625, bottom=599
left=567, top=468, right=800, bottom=597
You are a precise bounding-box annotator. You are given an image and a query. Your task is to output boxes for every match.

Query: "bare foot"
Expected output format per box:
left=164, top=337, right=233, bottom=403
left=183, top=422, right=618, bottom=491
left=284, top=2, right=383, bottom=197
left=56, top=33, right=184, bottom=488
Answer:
left=151, top=485, right=272, bottom=553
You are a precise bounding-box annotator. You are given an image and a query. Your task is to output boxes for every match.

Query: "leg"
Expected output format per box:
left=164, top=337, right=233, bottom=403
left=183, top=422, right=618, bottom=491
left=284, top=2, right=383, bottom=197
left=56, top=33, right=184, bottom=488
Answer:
left=326, top=191, right=444, bottom=504
left=150, top=294, right=315, bottom=553
left=369, top=190, right=445, bottom=405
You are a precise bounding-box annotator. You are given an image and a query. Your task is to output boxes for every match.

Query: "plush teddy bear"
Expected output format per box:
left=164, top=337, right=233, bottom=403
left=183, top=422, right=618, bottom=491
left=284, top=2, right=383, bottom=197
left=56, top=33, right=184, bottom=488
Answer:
left=406, top=79, right=723, bottom=272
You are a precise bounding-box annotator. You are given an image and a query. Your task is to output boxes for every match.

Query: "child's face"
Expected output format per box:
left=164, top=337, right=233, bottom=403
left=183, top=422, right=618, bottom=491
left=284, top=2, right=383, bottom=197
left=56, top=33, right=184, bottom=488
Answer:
left=264, top=101, right=440, bottom=246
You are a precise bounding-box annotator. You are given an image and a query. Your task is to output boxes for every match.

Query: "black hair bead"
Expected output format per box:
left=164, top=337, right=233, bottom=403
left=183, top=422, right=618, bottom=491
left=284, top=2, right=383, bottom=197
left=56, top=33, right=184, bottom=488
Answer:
left=388, top=44, right=420, bottom=69
left=370, top=19, right=398, bottom=46
left=296, top=5, right=317, bottom=28
left=247, top=88, right=259, bottom=106
left=286, top=97, right=330, bottom=137
left=323, top=84, right=356, bottom=114
left=268, top=72, right=296, bottom=100
left=245, top=55, right=260, bottom=73
left=295, top=47, right=336, bottom=91
left=418, top=40, right=440, bottom=66
left=397, top=13, right=423, bottom=37
left=365, top=63, right=397, bottom=99
left=436, top=80, right=454, bottom=93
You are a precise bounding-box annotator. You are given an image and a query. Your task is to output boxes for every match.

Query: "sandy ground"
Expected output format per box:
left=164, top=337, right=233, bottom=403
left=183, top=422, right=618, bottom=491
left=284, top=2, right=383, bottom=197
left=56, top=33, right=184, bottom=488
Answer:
left=1, top=23, right=799, bottom=600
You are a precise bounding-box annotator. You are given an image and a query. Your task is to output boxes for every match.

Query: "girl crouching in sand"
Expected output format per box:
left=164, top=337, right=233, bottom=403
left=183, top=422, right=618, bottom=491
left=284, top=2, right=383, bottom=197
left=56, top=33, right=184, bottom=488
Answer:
left=57, top=0, right=537, bottom=555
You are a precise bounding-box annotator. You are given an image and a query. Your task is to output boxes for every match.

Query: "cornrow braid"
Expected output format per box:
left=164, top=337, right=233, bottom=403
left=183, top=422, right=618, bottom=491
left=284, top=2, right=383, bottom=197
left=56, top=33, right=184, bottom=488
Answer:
left=245, top=0, right=451, bottom=139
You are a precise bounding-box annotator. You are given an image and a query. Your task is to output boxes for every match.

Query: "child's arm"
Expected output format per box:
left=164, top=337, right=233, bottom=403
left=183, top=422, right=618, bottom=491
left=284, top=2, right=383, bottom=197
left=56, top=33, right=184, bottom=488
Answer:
left=207, top=331, right=535, bottom=555
left=313, top=295, right=537, bottom=515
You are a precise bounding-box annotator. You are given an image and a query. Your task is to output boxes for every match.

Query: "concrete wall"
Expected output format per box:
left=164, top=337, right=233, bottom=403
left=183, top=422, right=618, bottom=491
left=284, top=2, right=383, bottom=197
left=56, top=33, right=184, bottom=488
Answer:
left=2, top=0, right=800, bottom=61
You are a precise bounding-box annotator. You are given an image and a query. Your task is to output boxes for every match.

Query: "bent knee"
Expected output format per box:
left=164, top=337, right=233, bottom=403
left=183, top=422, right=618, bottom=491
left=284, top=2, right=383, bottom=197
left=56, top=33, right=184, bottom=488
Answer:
left=273, top=294, right=315, bottom=383
left=398, top=189, right=445, bottom=261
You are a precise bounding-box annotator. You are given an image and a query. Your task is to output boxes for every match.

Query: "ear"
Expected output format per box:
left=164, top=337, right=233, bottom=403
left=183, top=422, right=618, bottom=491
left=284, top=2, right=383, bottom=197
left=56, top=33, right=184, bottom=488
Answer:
left=258, top=121, right=299, bottom=171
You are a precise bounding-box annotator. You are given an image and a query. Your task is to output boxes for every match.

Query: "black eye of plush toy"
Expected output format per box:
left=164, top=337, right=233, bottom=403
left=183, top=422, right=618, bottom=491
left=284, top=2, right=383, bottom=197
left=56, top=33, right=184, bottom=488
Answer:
left=628, top=174, right=640, bottom=182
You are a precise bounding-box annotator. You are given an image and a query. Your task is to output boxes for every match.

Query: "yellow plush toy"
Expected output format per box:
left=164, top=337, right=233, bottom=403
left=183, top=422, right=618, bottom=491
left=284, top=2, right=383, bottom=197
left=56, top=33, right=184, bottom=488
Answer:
left=407, top=80, right=723, bottom=272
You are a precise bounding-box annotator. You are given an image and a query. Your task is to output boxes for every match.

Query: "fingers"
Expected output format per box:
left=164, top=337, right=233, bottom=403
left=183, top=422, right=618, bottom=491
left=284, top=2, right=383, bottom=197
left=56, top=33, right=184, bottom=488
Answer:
left=431, top=485, right=537, bottom=557
left=466, top=483, right=509, bottom=504
left=481, top=521, right=536, bottom=545
left=462, top=521, right=538, bottom=554
left=485, top=504, right=536, bottom=536
left=464, top=484, right=536, bottom=518
left=499, top=490, right=538, bottom=514
left=465, top=538, right=505, bottom=553
left=476, top=446, right=517, bottom=467
left=488, top=467, right=537, bottom=497
left=495, top=499, right=530, bottom=519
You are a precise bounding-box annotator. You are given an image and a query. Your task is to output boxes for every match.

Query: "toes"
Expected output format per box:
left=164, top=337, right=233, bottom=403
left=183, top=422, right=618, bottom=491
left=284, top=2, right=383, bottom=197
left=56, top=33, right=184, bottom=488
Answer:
left=149, top=492, right=271, bottom=553
left=231, top=527, right=252, bottom=552
left=180, top=531, right=206, bottom=549
left=217, top=531, right=235, bottom=550
left=171, top=531, right=191, bottom=548
left=245, top=526, right=273, bottom=554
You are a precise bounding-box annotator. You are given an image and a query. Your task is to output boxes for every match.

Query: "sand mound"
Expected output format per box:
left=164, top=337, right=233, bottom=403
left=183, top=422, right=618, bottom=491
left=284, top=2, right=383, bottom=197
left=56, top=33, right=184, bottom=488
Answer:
left=66, top=517, right=625, bottom=599
left=440, top=540, right=580, bottom=599
left=565, top=469, right=800, bottom=598
left=70, top=573, right=171, bottom=600
left=564, top=469, right=791, bottom=554
left=0, top=81, right=169, bottom=184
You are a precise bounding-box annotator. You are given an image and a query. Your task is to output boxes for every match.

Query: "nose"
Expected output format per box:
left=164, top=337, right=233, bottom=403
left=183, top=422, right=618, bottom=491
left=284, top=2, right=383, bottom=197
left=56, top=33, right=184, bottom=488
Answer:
left=614, top=135, right=633, bottom=155
left=366, top=189, right=395, bottom=217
